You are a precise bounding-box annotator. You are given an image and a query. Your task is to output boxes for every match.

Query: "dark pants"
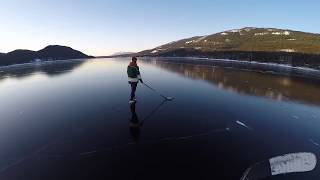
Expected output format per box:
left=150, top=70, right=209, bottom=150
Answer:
left=129, top=82, right=138, bottom=100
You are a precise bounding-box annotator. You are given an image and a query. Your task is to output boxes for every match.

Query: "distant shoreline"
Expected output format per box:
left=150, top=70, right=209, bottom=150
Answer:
left=139, top=57, right=320, bottom=80
left=0, top=58, right=88, bottom=70
left=0, top=45, right=93, bottom=66
left=1, top=56, right=320, bottom=80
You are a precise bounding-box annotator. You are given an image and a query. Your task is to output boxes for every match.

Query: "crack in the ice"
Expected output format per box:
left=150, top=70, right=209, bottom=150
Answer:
left=40, top=127, right=230, bottom=159
left=309, top=139, right=320, bottom=147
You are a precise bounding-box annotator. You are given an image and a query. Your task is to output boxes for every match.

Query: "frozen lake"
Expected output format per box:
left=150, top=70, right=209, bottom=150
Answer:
left=0, top=58, right=319, bottom=179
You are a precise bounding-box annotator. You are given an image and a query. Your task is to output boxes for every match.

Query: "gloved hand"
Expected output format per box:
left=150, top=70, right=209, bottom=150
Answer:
left=139, top=79, right=143, bottom=83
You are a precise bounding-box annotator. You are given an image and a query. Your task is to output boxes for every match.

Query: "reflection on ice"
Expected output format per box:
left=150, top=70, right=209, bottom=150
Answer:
left=0, top=59, right=85, bottom=80
left=146, top=60, right=320, bottom=106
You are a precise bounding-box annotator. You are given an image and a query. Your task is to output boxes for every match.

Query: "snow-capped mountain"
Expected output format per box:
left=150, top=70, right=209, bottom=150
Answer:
left=139, top=27, right=320, bottom=55
left=136, top=27, right=320, bottom=68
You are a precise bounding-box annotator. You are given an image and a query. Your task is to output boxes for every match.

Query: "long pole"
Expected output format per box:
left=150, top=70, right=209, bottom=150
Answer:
left=142, top=82, right=169, bottom=100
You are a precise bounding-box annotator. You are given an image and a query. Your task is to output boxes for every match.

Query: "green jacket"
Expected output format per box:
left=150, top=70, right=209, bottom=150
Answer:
left=127, top=65, right=141, bottom=82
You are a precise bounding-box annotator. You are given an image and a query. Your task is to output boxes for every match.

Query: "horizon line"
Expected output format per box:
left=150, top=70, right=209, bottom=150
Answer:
left=1, top=26, right=319, bottom=56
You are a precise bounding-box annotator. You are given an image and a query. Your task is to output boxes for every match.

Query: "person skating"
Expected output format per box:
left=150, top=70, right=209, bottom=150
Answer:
left=127, top=57, right=143, bottom=104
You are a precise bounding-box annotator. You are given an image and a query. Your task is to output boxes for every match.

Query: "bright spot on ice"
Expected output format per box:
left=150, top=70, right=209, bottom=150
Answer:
left=236, top=120, right=252, bottom=130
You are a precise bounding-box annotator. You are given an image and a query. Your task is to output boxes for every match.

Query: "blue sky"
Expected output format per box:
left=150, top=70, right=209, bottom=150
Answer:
left=0, top=0, right=319, bottom=56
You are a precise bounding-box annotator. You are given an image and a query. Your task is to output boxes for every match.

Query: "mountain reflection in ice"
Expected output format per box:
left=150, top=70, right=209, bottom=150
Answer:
left=146, top=60, right=320, bottom=106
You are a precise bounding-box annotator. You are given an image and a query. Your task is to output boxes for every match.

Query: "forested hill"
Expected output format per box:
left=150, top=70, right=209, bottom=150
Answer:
left=137, top=27, right=320, bottom=69
left=0, top=45, right=93, bottom=66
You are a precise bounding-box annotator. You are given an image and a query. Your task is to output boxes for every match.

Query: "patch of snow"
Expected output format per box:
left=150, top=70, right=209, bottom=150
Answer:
left=280, top=49, right=295, bottom=53
left=272, top=32, right=282, bottom=35
left=204, top=40, right=208, bottom=42
left=272, top=31, right=291, bottom=36
left=244, top=27, right=256, bottom=32
left=254, top=32, right=269, bottom=36
left=228, top=29, right=241, bottom=33
left=151, top=48, right=166, bottom=53
left=269, top=152, right=317, bottom=176
left=195, top=35, right=209, bottom=42
left=151, top=50, right=158, bottom=54
left=194, top=47, right=202, bottom=50
left=221, top=32, right=228, bottom=36
left=167, top=41, right=177, bottom=45
left=287, top=38, right=296, bottom=41
left=225, top=38, right=231, bottom=42
left=284, top=31, right=291, bottom=35
left=185, top=40, right=194, bottom=44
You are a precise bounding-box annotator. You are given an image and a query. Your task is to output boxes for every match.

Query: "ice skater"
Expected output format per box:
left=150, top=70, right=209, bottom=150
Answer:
left=127, top=57, right=143, bottom=104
